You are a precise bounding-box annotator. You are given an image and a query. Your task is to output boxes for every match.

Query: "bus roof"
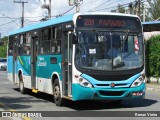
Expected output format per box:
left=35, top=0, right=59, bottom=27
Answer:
left=9, top=12, right=140, bottom=36
left=9, top=14, right=74, bottom=36
left=142, top=21, right=160, bottom=32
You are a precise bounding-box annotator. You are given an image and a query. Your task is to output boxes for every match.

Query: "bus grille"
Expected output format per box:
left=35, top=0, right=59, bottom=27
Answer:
left=99, top=91, right=125, bottom=96
left=88, top=74, right=134, bottom=81
left=95, top=84, right=128, bottom=87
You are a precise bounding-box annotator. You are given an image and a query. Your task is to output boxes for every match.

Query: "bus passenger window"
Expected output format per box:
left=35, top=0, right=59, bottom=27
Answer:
left=41, top=47, right=44, bottom=54
left=8, top=37, right=14, bottom=56
left=40, top=27, right=51, bottom=54
left=51, top=26, right=62, bottom=54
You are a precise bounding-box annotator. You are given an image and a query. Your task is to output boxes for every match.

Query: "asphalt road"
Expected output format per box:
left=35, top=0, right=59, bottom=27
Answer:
left=0, top=71, right=160, bottom=120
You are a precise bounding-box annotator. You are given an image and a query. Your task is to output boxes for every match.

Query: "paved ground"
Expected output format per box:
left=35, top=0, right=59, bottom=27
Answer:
left=146, top=83, right=160, bottom=92
left=0, top=71, right=160, bottom=120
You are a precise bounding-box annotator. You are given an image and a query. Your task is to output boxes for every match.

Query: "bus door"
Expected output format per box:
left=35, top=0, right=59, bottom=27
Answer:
left=62, top=31, right=73, bottom=97
left=31, top=36, right=38, bottom=90
left=13, top=37, right=18, bottom=84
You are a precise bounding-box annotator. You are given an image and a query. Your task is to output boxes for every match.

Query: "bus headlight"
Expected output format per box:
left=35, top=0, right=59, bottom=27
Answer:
left=131, top=76, right=145, bottom=88
left=79, top=78, right=93, bottom=88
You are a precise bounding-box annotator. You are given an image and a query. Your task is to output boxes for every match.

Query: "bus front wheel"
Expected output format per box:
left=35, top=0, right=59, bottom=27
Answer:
left=19, top=75, right=27, bottom=94
left=53, top=79, right=64, bottom=106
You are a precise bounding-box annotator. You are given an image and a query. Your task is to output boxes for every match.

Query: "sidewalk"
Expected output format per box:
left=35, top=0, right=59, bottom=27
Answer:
left=146, top=83, right=160, bottom=92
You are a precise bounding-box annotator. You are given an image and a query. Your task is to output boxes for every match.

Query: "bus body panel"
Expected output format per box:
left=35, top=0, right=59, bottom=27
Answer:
left=17, top=56, right=31, bottom=75
left=37, top=77, right=53, bottom=94
left=36, top=55, right=62, bottom=80
left=81, top=73, right=141, bottom=88
left=7, top=56, right=13, bottom=73
left=72, top=73, right=145, bottom=101
left=22, top=75, right=32, bottom=89
left=72, top=83, right=145, bottom=101
left=7, top=56, right=14, bottom=83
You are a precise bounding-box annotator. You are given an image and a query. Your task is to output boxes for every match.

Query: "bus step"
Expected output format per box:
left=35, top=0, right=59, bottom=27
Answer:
left=32, top=89, right=38, bottom=93
left=63, top=96, right=72, bottom=100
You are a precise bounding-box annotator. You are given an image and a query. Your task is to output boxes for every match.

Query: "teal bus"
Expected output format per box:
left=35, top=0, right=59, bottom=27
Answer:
left=7, top=12, right=145, bottom=106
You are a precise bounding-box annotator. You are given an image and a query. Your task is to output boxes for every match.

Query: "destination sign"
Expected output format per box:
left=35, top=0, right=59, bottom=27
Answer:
left=76, top=15, right=141, bottom=29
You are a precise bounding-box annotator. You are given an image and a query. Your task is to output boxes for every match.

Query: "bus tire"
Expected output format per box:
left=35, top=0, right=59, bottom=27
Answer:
left=53, top=78, right=65, bottom=106
left=19, top=75, right=27, bottom=94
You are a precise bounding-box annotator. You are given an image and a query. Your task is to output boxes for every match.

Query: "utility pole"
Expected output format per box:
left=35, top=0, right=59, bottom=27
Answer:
left=41, top=0, right=52, bottom=20
left=49, top=0, right=51, bottom=19
left=75, top=0, right=80, bottom=12
left=138, top=0, right=141, bottom=17
left=129, top=3, right=133, bottom=14
left=143, top=3, right=146, bottom=22
left=68, top=0, right=83, bottom=12
left=14, top=0, right=28, bottom=28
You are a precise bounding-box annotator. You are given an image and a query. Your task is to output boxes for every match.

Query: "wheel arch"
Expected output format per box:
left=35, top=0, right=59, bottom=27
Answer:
left=18, top=69, right=23, bottom=82
left=51, top=72, right=62, bottom=97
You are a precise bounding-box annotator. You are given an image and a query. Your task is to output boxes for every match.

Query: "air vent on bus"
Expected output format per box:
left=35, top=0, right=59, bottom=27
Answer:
left=99, top=91, right=125, bottom=96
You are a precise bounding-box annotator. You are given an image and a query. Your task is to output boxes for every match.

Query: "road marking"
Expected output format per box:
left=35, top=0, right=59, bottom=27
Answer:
left=0, top=102, right=32, bottom=120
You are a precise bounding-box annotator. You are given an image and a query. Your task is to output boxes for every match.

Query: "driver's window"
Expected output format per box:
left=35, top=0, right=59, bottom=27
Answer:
left=128, top=36, right=135, bottom=53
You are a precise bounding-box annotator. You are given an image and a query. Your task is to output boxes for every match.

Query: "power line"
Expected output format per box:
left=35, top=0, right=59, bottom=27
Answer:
left=89, top=0, right=111, bottom=11
left=0, top=0, right=14, bottom=2
left=0, top=17, right=19, bottom=19
left=88, top=0, right=121, bottom=12
left=0, top=18, right=21, bottom=27
left=56, top=1, right=85, bottom=17
left=59, top=5, right=76, bottom=16
left=89, top=0, right=136, bottom=12
left=14, top=0, right=28, bottom=27
left=24, top=19, right=39, bottom=22
left=1, top=13, right=21, bottom=27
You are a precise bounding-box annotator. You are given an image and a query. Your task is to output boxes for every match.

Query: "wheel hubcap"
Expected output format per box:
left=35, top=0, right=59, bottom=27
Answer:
left=20, top=81, right=23, bottom=91
left=53, top=85, right=60, bottom=99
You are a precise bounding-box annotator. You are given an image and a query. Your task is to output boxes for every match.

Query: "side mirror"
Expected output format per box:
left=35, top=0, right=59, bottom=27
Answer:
left=70, top=33, right=78, bottom=44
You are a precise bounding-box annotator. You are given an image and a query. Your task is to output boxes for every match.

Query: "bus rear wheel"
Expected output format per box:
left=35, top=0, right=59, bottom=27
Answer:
left=53, top=79, right=64, bottom=106
left=19, top=74, right=27, bottom=94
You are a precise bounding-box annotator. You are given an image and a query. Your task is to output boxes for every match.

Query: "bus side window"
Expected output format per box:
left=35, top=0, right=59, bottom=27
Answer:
left=40, top=27, right=51, bottom=54
left=23, top=33, right=31, bottom=55
left=51, top=26, right=62, bottom=54
left=8, top=36, right=14, bottom=56
left=18, top=35, right=24, bottom=56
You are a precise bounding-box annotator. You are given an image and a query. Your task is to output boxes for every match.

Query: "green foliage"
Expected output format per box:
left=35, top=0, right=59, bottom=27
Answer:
left=117, top=4, right=125, bottom=13
left=0, top=44, right=7, bottom=58
left=1, top=36, right=8, bottom=42
left=148, top=0, right=160, bottom=20
left=145, top=35, right=160, bottom=77
left=0, top=36, right=8, bottom=58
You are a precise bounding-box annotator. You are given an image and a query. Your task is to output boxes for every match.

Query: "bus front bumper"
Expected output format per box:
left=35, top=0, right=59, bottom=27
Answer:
left=72, top=83, right=146, bottom=101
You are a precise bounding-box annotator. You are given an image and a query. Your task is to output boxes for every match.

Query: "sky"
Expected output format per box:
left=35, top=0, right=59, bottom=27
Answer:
left=0, top=0, right=140, bottom=37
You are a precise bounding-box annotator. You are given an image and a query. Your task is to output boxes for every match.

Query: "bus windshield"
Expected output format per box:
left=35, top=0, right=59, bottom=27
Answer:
left=75, top=30, right=144, bottom=71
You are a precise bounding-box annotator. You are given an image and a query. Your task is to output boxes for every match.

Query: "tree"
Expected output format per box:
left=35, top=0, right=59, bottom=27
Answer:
left=0, top=36, right=8, bottom=58
left=145, top=35, right=160, bottom=83
left=111, top=4, right=125, bottom=13
left=117, top=4, right=125, bottom=13
left=1, top=36, right=8, bottom=43
left=148, top=0, right=160, bottom=20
